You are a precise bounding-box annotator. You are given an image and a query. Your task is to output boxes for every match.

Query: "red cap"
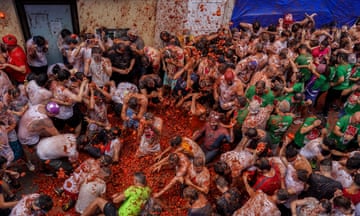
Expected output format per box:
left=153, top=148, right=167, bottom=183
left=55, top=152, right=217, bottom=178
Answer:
left=2, top=34, right=17, bottom=45
left=70, top=34, right=78, bottom=39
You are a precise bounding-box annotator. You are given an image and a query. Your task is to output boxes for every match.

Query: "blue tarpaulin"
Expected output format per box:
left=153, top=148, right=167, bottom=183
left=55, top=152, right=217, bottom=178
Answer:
left=231, top=0, right=359, bottom=28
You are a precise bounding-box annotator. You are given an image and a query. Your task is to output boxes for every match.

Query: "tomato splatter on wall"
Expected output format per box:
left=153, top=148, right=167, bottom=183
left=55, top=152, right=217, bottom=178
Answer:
left=77, top=0, right=157, bottom=46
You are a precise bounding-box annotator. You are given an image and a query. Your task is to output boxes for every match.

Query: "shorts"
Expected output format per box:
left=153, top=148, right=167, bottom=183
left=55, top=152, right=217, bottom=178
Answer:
left=103, top=202, right=118, bottom=216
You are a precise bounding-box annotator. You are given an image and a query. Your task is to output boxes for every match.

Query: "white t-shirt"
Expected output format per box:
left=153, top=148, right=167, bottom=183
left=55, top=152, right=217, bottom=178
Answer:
left=300, top=137, right=322, bottom=160
left=332, top=161, right=353, bottom=188
left=26, top=80, right=52, bottom=106
left=75, top=177, right=106, bottom=214
left=36, top=133, right=78, bottom=162
left=10, top=193, right=40, bottom=216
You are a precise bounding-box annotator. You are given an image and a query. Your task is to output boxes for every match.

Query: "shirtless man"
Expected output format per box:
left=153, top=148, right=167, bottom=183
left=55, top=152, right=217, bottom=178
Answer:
left=184, top=156, right=210, bottom=194
left=214, top=66, right=244, bottom=111
left=153, top=152, right=190, bottom=198
left=121, top=92, right=148, bottom=129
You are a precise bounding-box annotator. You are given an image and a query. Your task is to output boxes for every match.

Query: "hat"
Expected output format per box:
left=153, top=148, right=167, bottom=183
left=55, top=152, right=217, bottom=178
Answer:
left=278, top=100, right=290, bottom=113
left=2, top=34, right=17, bottom=46
left=45, top=101, right=60, bottom=115
left=249, top=100, right=261, bottom=114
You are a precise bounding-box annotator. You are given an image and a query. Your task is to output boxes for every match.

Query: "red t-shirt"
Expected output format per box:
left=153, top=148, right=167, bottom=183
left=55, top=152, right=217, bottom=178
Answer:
left=343, top=188, right=360, bottom=205
left=253, top=165, right=282, bottom=195
left=5, top=46, right=31, bottom=83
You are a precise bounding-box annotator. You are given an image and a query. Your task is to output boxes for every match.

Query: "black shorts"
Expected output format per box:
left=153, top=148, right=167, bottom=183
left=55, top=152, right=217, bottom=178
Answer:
left=103, top=202, right=117, bottom=216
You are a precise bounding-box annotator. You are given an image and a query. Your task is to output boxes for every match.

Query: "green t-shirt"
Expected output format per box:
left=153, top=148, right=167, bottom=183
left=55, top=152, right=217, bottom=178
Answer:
left=267, top=114, right=294, bottom=145
left=118, top=185, right=151, bottom=216
left=292, top=82, right=304, bottom=93
left=329, top=115, right=360, bottom=151
left=294, top=117, right=321, bottom=148
left=313, top=74, right=330, bottom=92
left=333, top=64, right=352, bottom=90
left=344, top=92, right=360, bottom=115
left=236, top=106, right=249, bottom=127
left=295, top=54, right=312, bottom=82
left=245, top=85, right=274, bottom=107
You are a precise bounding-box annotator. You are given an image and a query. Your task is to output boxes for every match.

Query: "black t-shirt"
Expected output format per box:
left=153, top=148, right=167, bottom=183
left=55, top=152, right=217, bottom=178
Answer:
left=216, top=188, right=243, bottom=216
left=106, top=47, right=134, bottom=69
left=302, top=173, right=343, bottom=200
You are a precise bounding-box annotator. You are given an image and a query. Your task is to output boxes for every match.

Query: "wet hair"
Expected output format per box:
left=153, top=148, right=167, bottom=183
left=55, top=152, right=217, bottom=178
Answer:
left=183, top=186, right=199, bottom=201
left=320, top=199, right=332, bottom=213
left=128, top=97, right=138, bottom=109
left=293, top=92, right=304, bottom=101
left=285, top=146, right=298, bottom=159
left=267, top=24, right=277, bottom=32
left=256, top=158, right=271, bottom=171
left=169, top=153, right=179, bottom=165
left=354, top=174, right=360, bottom=186
left=8, top=87, right=20, bottom=98
left=193, top=156, right=204, bottom=167
left=279, top=48, right=288, bottom=59
left=52, top=64, right=62, bottom=75
left=255, top=80, right=266, bottom=88
left=56, top=69, right=71, bottom=81
left=323, top=137, right=336, bottom=149
left=34, top=194, right=53, bottom=213
left=320, top=149, right=331, bottom=157
left=160, top=31, right=170, bottom=41
left=33, top=35, right=46, bottom=47
left=245, top=128, right=258, bottom=138
left=337, top=52, right=348, bottom=62
left=236, top=96, right=248, bottom=107
left=333, top=196, right=351, bottom=210
left=144, top=112, right=154, bottom=121
left=100, top=155, right=113, bottom=166
left=354, top=43, right=360, bottom=52
left=276, top=189, right=289, bottom=201
left=214, top=161, right=229, bottom=176
left=94, top=90, right=106, bottom=101
left=0, top=156, right=7, bottom=167
left=215, top=176, right=229, bottom=188
left=115, top=43, right=128, bottom=52
left=92, top=46, right=103, bottom=55
left=31, top=73, right=48, bottom=87
left=320, top=158, right=332, bottom=167
left=170, top=136, right=182, bottom=147
left=298, top=44, right=308, bottom=52
left=76, top=134, right=88, bottom=147
left=73, top=71, right=84, bottom=81
left=60, top=29, right=72, bottom=39
left=345, top=156, right=360, bottom=170
left=296, top=169, right=309, bottom=182
left=291, top=23, right=301, bottom=33
left=320, top=39, right=329, bottom=47
left=272, top=82, right=284, bottom=92
left=134, top=171, right=147, bottom=185
left=252, top=21, right=261, bottom=32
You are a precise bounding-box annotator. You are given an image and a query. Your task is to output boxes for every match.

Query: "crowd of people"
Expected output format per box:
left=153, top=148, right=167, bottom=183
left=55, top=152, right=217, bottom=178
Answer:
left=0, top=11, right=360, bottom=216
